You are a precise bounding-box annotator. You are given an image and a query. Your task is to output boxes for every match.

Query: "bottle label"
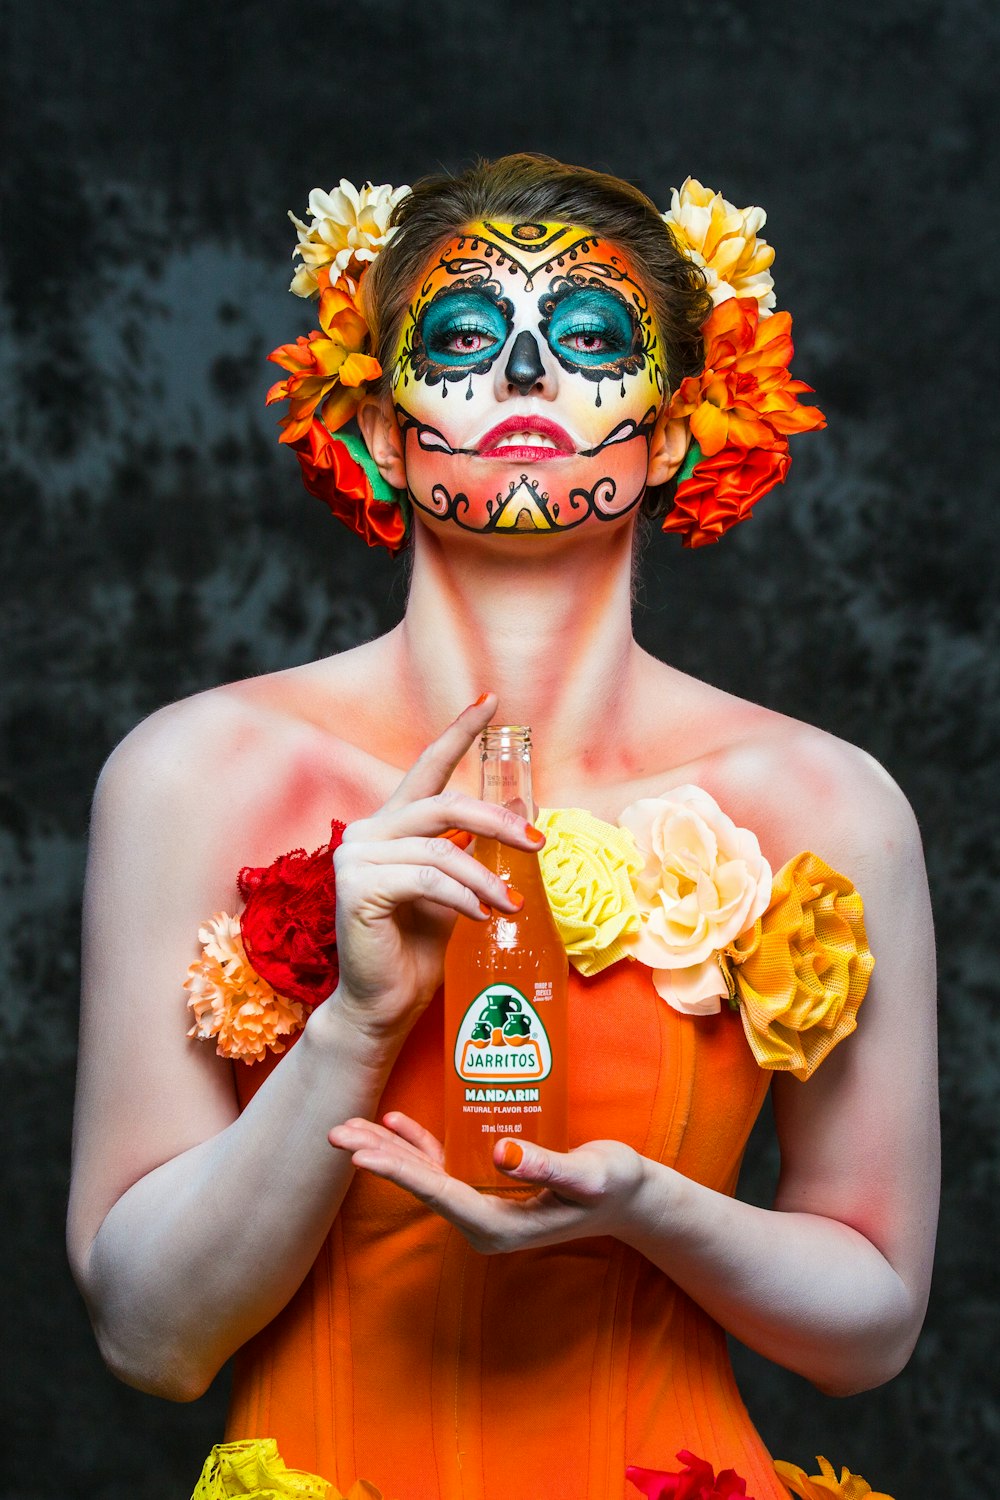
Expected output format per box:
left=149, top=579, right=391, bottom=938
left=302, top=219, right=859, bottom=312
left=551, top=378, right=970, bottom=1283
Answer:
left=452, top=983, right=553, bottom=1083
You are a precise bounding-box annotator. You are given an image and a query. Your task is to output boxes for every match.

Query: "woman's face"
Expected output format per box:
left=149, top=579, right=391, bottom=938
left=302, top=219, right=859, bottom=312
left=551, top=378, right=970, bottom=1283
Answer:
left=389, top=220, right=667, bottom=535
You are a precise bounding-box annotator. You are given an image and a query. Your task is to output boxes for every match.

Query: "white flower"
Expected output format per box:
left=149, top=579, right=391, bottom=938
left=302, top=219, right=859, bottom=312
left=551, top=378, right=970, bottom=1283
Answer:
left=618, top=785, right=772, bottom=1015
left=662, top=177, right=776, bottom=315
left=288, top=179, right=411, bottom=298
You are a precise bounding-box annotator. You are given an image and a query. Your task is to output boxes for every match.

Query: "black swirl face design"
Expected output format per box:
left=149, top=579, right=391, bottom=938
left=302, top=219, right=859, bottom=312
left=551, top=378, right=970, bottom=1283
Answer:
left=389, top=221, right=668, bottom=535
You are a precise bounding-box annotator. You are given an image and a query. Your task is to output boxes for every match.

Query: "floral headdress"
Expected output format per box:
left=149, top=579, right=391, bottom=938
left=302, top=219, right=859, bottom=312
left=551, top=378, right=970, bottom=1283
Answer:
left=265, top=175, right=825, bottom=551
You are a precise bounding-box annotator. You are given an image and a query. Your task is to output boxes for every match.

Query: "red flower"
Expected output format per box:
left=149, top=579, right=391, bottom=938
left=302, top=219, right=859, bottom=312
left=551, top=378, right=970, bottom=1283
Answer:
left=628, top=1450, right=752, bottom=1500
left=661, top=444, right=791, bottom=548
left=238, top=821, right=347, bottom=1009
left=289, top=419, right=408, bottom=554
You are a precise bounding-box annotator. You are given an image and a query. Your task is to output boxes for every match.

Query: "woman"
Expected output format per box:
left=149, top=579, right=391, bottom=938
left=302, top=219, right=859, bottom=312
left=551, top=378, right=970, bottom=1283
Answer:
left=67, top=156, right=938, bottom=1500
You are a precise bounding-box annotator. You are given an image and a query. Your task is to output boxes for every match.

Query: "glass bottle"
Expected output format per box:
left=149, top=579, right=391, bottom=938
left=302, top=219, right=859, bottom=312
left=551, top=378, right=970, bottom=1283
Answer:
left=443, top=725, right=568, bottom=1192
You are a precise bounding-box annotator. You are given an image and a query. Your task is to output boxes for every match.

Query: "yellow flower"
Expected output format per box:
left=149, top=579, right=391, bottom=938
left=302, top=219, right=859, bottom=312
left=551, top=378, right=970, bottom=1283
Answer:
left=536, top=807, right=641, bottom=977
left=662, top=177, right=776, bottom=315
left=289, top=179, right=411, bottom=298
left=725, top=852, right=875, bottom=1079
left=185, top=914, right=304, bottom=1064
left=774, top=1454, right=894, bottom=1500
left=191, top=1438, right=333, bottom=1497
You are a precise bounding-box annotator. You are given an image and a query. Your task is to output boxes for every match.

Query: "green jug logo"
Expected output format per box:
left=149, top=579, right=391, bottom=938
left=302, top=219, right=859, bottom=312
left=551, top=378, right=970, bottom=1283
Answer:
left=453, top=984, right=552, bottom=1083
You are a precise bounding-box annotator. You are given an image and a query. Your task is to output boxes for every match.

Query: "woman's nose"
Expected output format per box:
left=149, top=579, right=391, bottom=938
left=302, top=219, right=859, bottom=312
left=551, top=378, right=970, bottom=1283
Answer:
left=504, top=331, right=545, bottom=393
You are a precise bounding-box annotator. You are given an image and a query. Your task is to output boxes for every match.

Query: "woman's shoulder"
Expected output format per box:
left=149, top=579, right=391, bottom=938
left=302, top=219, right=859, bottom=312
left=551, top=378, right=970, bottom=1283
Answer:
left=635, top=660, right=921, bottom=875
left=94, top=643, right=401, bottom=865
left=700, top=698, right=922, bottom=881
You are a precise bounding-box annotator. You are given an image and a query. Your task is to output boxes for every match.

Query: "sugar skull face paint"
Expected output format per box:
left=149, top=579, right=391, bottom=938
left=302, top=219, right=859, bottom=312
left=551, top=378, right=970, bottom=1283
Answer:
left=391, top=221, right=667, bottom=534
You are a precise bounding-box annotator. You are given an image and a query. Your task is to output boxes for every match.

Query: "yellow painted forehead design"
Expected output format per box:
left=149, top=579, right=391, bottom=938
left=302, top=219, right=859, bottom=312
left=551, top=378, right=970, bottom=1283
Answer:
left=394, top=219, right=665, bottom=399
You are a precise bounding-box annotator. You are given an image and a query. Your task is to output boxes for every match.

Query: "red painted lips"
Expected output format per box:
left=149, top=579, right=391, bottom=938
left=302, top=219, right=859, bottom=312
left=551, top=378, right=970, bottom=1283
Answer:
left=476, top=416, right=577, bottom=460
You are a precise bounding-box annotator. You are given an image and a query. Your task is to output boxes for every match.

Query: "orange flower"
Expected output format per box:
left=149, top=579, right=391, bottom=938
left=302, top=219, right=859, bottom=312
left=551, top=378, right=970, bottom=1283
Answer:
left=774, top=1455, right=894, bottom=1500
left=185, top=913, right=305, bottom=1064
left=662, top=442, right=791, bottom=548
left=724, top=852, right=874, bottom=1079
left=266, top=269, right=382, bottom=444
left=669, top=299, right=825, bottom=457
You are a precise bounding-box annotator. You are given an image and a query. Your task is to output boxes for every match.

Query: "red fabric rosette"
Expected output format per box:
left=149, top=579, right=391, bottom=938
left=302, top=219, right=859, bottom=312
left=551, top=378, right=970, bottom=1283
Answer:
left=661, top=444, right=792, bottom=548
left=238, top=820, right=347, bottom=1008
left=627, top=1450, right=752, bottom=1500
left=289, top=419, right=408, bottom=554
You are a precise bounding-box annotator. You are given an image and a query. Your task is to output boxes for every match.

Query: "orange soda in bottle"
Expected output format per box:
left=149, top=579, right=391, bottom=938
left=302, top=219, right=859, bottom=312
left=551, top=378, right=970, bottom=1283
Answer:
left=444, top=725, right=568, bottom=1191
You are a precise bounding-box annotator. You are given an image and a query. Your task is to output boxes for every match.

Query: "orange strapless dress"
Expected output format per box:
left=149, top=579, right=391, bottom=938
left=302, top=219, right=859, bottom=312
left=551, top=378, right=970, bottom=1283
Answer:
left=227, top=962, right=786, bottom=1500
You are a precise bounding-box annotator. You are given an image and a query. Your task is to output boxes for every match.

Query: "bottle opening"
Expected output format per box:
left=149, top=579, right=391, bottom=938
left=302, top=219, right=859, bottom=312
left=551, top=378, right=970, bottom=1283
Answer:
left=480, top=724, right=531, bottom=755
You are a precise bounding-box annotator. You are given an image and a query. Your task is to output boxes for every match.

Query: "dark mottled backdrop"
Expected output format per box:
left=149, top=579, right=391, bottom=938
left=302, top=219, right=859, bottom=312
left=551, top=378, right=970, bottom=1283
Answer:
left=2, top=2, right=998, bottom=1497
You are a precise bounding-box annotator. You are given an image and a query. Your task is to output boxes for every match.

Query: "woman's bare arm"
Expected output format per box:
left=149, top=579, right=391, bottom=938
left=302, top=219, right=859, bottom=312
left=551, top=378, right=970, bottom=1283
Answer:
left=68, top=692, right=532, bottom=1399
left=331, top=741, right=939, bottom=1395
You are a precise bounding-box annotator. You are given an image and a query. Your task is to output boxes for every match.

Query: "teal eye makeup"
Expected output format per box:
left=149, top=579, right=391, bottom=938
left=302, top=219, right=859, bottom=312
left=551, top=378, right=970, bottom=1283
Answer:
left=538, top=283, right=643, bottom=379
left=417, top=289, right=512, bottom=372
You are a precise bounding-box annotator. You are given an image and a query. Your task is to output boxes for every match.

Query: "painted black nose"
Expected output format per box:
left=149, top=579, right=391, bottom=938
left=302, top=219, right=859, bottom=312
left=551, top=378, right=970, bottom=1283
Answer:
left=504, top=330, right=545, bottom=393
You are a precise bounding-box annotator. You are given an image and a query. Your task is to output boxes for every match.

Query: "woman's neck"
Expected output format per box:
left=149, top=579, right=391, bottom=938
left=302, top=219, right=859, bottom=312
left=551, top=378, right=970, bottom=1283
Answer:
left=391, top=522, right=646, bottom=791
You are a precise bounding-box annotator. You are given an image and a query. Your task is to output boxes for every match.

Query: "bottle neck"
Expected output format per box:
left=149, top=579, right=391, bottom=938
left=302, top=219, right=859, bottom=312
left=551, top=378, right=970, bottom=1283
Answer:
left=479, top=725, right=534, bottom=821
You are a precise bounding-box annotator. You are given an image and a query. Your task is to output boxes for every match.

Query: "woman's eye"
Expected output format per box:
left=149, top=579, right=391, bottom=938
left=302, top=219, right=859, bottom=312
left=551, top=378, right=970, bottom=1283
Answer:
left=419, top=291, right=511, bottom=366
left=562, top=328, right=611, bottom=354
left=544, top=288, right=637, bottom=367
left=443, top=327, right=496, bottom=354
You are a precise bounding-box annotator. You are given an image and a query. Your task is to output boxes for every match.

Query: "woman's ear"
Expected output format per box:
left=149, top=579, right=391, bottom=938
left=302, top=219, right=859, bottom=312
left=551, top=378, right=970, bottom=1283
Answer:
left=357, top=395, right=406, bottom=490
left=646, top=406, right=690, bottom=487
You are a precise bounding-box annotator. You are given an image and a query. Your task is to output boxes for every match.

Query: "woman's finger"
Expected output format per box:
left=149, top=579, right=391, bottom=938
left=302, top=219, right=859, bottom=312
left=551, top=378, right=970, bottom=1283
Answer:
left=342, top=789, right=543, bottom=852
left=492, top=1139, right=638, bottom=1207
left=334, top=860, right=494, bottom=925
left=339, top=836, right=517, bottom=911
left=380, top=1110, right=446, bottom=1167
left=381, top=694, right=497, bottom=811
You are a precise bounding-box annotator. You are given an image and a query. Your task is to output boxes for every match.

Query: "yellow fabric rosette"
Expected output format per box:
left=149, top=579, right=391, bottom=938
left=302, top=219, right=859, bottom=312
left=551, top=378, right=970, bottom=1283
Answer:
left=536, top=807, right=641, bottom=976
left=191, top=1439, right=386, bottom=1500
left=774, top=1454, right=894, bottom=1500
left=724, top=852, right=875, bottom=1080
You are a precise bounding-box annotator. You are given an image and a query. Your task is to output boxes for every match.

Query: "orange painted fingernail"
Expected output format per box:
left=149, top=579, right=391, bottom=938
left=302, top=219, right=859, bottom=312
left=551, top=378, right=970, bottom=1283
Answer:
left=499, top=1140, right=523, bottom=1171
left=472, top=692, right=490, bottom=706
left=506, top=886, right=524, bottom=910
left=524, top=823, right=545, bottom=844
left=443, top=829, right=473, bottom=849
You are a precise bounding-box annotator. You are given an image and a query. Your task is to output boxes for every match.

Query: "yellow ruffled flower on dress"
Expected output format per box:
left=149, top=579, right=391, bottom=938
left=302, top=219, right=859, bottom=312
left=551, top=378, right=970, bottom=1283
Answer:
left=723, top=852, right=875, bottom=1080
left=535, top=807, right=641, bottom=976
left=191, top=1439, right=388, bottom=1500
left=185, top=914, right=305, bottom=1064
left=774, top=1454, right=894, bottom=1500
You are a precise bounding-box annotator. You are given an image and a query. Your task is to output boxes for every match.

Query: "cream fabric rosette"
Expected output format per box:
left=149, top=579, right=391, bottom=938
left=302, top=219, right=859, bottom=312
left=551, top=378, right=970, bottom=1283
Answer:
left=535, top=807, right=641, bottom=976
left=618, top=786, right=772, bottom=1013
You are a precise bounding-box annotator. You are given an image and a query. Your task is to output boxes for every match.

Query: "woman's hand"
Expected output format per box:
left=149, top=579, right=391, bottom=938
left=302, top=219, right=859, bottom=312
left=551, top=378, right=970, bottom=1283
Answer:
left=328, top=1112, right=648, bottom=1254
left=327, top=694, right=541, bottom=1045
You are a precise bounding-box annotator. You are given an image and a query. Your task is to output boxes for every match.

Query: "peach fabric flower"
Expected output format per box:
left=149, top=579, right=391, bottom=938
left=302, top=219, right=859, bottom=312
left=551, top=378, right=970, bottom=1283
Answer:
left=725, top=852, right=875, bottom=1080
left=185, top=913, right=304, bottom=1064
left=619, top=786, right=772, bottom=1014
left=669, top=298, right=826, bottom=459
left=289, top=179, right=411, bottom=298
left=266, top=269, right=382, bottom=444
left=662, top=176, right=776, bottom=315
left=774, top=1455, right=894, bottom=1500
left=535, top=807, right=641, bottom=976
